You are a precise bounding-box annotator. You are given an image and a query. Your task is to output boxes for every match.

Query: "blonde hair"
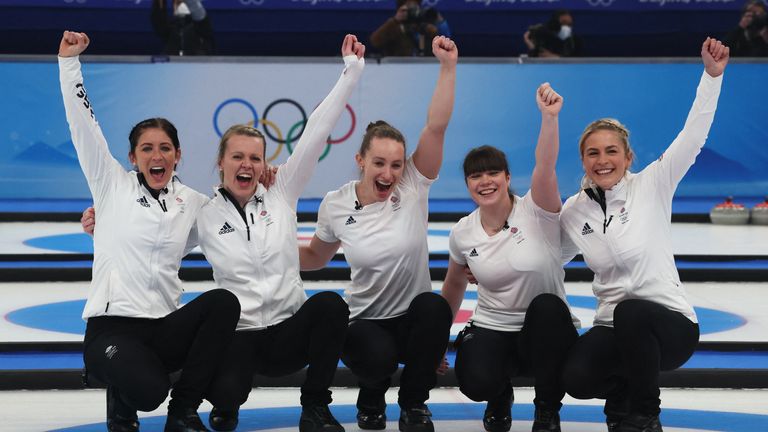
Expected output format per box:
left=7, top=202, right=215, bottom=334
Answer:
left=216, top=125, right=265, bottom=182
left=578, top=118, right=634, bottom=189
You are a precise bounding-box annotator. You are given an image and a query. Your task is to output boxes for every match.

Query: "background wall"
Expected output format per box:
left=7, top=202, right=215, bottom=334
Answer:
left=1, top=58, right=765, bottom=200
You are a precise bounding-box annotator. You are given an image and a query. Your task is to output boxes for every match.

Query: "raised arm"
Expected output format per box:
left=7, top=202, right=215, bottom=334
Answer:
left=530, top=83, right=564, bottom=213
left=656, top=37, right=729, bottom=189
left=59, top=31, right=124, bottom=193
left=411, top=36, right=457, bottom=180
left=299, top=235, right=341, bottom=271
left=276, top=34, right=365, bottom=205
left=441, top=258, right=469, bottom=319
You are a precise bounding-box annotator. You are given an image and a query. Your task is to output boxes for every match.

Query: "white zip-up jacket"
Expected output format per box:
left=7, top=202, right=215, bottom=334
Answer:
left=197, top=54, right=364, bottom=331
left=59, top=56, right=209, bottom=320
left=561, top=71, right=722, bottom=327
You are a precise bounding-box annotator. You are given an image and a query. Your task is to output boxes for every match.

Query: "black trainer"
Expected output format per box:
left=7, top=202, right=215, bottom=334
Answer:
left=531, top=407, right=561, bottom=432
left=208, top=407, right=239, bottom=431
left=398, top=404, right=434, bottom=432
left=299, top=404, right=344, bottom=432
left=482, top=386, right=512, bottom=432
left=106, top=385, right=139, bottom=432
left=357, top=408, right=386, bottom=430
left=164, top=408, right=209, bottom=432
left=607, top=418, right=622, bottom=432
left=616, top=413, right=663, bottom=432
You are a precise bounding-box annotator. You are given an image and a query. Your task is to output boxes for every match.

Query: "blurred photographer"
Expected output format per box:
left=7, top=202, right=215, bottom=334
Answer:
left=370, top=0, right=450, bottom=57
left=725, top=0, right=768, bottom=56
left=152, top=0, right=215, bottom=56
left=523, top=10, right=583, bottom=58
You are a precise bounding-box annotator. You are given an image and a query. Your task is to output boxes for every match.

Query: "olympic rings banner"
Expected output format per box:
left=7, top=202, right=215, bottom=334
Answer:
left=0, top=0, right=749, bottom=11
left=1, top=59, right=766, bottom=200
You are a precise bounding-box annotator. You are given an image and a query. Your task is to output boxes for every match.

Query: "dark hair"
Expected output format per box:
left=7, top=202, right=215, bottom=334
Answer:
left=463, top=145, right=510, bottom=179
left=359, top=120, right=406, bottom=157
left=216, top=124, right=266, bottom=182
left=546, top=9, right=572, bottom=31
left=128, top=118, right=180, bottom=154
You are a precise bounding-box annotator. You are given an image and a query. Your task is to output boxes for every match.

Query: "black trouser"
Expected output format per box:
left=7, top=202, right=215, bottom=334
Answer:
left=342, top=292, right=453, bottom=410
left=206, top=291, right=349, bottom=408
left=83, top=289, right=240, bottom=414
left=562, top=299, right=699, bottom=417
left=455, top=293, right=578, bottom=412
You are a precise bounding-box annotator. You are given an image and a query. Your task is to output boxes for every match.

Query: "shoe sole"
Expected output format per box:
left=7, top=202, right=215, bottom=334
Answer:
left=358, top=420, right=386, bottom=430
left=398, top=420, right=435, bottom=432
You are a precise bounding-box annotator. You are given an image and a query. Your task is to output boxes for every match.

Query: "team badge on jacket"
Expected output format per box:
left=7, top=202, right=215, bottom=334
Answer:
left=619, top=207, right=630, bottom=224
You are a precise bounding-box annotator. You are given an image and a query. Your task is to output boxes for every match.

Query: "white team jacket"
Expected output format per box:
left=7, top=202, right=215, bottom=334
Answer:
left=561, top=71, right=723, bottom=327
left=59, top=56, right=209, bottom=320
left=197, top=54, right=364, bottom=331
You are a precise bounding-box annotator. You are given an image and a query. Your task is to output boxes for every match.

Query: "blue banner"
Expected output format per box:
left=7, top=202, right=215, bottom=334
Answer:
left=1, top=59, right=766, bottom=200
left=0, top=0, right=749, bottom=11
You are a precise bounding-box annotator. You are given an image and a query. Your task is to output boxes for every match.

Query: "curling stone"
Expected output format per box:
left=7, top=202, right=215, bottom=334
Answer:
left=709, top=196, right=749, bottom=225
left=751, top=197, right=768, bottom=225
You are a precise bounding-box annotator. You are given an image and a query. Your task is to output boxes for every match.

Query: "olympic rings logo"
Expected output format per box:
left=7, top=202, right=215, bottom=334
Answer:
left=213, top=98, right=356, bottom=162
left=585, top=0, right=616, bottom=6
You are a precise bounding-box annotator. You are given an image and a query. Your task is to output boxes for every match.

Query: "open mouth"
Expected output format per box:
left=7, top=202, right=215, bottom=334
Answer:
left=149, top=166, right=166, bottom=182
left=236, top=173, right=253, bottom=188
left=595, top=168, right=614, bottom=176
left=478, top=187, right=497, bottom=196
left=375, top=180, right=392, bottom=194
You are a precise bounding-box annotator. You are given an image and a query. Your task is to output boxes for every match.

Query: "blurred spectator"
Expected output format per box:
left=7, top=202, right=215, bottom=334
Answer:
left=370, top=0, right=450, bottom=57
left=152, top=0, right=215, bottom=56
left=523, top=9, right=584, bottom=58
left=725, top=0, right=768, bottom=56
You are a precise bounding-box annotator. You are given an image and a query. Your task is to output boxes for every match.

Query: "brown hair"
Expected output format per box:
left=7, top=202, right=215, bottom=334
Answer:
left=359, top=120, right=406, bottom=158
left=578, top=118, right=634, bottom=189
left=129, top=118, right=180, bottom=154
left=216, top=124, right=266, bottom=182
left=463, top=145, right=509, bottom=179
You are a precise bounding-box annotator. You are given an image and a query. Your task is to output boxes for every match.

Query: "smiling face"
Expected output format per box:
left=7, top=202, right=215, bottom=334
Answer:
left=356, top=137, right=406, bottom=204
left=218, top=133, right=265, bottom=208
left=128, top=127, right=180, bottom=191
left=581, top=129, right=633, bottom=190
left=467, top=170, right=511, bottom=208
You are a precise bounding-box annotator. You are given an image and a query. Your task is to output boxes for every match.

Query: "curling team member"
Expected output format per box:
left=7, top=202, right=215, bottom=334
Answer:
left=59, top=31, right=240, bottom=432
left=299, top=36, right=457, bottom=432
left=441, top=83, right=579, bottom=432
left=197, top=35, right=365, bottom=432
left=559, top=38, right=730, bottom=432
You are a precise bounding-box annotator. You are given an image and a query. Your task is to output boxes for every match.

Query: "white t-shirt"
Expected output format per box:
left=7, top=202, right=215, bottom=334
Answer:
left=561, top=71, right=723, bottom=327
left=315, top=158, right=434, bottom=319
left=450, top=192, right=579, bottom=332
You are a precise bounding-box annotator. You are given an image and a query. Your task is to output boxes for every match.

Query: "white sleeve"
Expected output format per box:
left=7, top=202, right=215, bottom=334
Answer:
left=314, top=195, right=338, bottom=243
left=183, top=222, right=200, bottom=256
left=59, top=56, right=125, bottom=203
left=651, top=71, right=722, bottom=198
left=448, top=229, right=466, bottom=266
left=560, top=230, right=580, bottom=265
left=274, top=55, right=365, bottom=207
left=521, top=191, right=560, bottom=253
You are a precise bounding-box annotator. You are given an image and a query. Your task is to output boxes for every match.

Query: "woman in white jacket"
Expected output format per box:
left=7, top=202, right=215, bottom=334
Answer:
left=59, top=31, right=240, bottom=432
left=197, top=35, right=365, bottom=432
left=559, top=38, right=730, bottom=432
